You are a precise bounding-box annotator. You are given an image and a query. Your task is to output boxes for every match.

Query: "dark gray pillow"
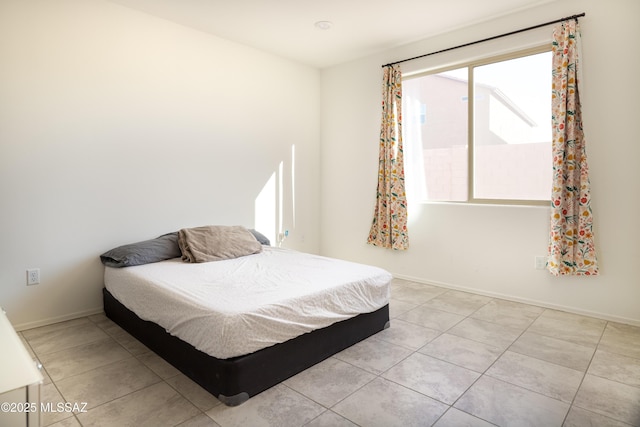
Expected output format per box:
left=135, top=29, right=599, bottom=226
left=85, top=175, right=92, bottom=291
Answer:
left=100, top=232, right=181, bottom=267
left=249, top=229, right=270, bottom=246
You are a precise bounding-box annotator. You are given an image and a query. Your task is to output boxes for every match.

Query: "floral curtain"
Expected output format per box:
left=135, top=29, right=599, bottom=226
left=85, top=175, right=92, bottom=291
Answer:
left=548, top=20, right=598, bottom=275
left=367, top=64, right=409, bottom=250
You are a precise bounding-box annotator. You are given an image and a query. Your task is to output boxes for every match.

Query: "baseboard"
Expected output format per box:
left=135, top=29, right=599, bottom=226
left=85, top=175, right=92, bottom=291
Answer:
left=13, top=307, right=105, bottom=332
left=392, top=273, right=640, bottom=327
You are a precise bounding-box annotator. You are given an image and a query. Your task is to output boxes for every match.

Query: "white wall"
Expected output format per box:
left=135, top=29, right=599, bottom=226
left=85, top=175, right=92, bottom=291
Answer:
left=320, top=0, right=640, bottom=324
left=0, top=0, right=321, bottom=328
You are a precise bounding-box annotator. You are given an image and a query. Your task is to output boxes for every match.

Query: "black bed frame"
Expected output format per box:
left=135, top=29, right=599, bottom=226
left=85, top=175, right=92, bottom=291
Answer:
left=103, top=288, right=390, bottom=406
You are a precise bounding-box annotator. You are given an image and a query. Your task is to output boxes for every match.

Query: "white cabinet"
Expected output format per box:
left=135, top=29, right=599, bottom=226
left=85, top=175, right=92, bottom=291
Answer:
left=0, top=308, right=43, bottom=427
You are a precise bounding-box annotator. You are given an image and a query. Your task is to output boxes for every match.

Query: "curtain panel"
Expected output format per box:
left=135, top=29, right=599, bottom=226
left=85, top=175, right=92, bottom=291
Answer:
left=548, top=20, right=598, bottom=276
left=367, top=64, right=409, bottom=250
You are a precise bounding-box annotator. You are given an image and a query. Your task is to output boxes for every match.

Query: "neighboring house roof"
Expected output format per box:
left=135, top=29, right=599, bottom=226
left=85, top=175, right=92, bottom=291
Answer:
left=435, top=75, right=538, bottom=127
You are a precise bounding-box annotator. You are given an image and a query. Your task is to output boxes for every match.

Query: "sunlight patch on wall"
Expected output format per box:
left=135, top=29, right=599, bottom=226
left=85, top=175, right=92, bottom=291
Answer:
left=255, top=172, right=276, bottom=246
left=254, top=144, right=297, bottom=247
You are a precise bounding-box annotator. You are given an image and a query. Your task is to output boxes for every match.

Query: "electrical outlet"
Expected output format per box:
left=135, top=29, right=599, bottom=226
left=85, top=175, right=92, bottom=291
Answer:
left=534, top=256, right=547, bottom=270
left=27, top=268, right=40, bottom=285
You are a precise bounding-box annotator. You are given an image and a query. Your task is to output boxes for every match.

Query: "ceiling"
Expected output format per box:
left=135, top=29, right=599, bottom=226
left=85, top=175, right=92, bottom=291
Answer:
left=108, top=0, right=557, bottom=68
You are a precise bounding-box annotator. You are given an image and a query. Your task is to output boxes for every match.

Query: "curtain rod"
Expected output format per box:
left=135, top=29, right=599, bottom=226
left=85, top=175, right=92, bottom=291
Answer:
left=382, top=12, right=585, bottom=68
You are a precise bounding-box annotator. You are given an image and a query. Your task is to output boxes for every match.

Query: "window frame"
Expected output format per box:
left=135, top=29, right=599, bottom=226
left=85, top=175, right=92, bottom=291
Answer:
left=403, top=44, right=552, bottom=206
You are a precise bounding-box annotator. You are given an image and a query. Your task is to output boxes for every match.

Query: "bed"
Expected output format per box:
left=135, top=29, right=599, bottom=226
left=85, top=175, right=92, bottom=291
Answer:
left=101, top=227, right=391, bottom=406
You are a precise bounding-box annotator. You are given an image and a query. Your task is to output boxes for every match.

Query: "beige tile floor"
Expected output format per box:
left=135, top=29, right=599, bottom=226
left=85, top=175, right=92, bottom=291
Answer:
left=18, top=278, right=640, bottom=427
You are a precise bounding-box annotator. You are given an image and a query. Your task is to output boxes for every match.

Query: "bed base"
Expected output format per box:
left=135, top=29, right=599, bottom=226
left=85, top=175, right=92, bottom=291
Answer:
left=103, top=288, right=390, bottom=406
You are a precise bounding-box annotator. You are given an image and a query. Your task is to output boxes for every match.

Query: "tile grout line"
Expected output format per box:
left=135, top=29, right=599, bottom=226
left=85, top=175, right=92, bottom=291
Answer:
left=559, top=319, right=608, bottom=426
left=439, top=302, right=537, bottom=426
left=33, top=317, right=171, bottom=426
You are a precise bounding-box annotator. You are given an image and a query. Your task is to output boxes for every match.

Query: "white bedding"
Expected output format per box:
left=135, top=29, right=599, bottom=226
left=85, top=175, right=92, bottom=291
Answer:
left=104, top=247, right=391, bottom=359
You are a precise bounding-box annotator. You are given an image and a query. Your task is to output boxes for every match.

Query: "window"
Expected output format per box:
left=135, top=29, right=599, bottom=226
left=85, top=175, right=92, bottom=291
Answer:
left=403, top=47, right=552, bottom=204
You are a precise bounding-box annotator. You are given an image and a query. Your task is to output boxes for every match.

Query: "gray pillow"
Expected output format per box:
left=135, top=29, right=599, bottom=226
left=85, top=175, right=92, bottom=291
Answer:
left=100, top=232, right=181, bottom=268
left=249, top=229, right=270, bottom=246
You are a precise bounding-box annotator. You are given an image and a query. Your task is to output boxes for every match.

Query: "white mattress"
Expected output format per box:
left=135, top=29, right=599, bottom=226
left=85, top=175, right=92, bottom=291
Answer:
left=104, top=247, right=391, bottom=359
